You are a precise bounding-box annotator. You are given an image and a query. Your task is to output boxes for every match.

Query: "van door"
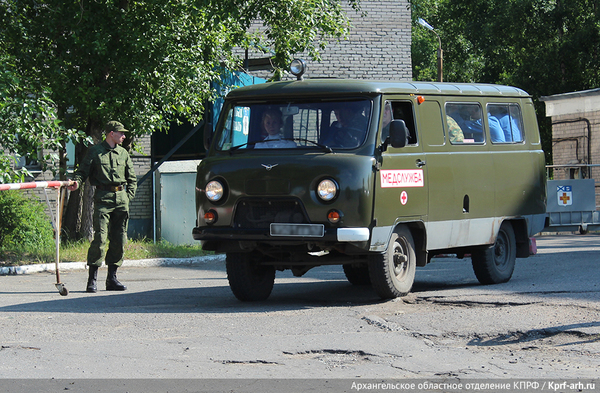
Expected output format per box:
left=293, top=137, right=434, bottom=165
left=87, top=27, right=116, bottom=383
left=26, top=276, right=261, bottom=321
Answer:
left=424, top=100, right=496, bottom=250
left=372, top=100, right=428, bottom=251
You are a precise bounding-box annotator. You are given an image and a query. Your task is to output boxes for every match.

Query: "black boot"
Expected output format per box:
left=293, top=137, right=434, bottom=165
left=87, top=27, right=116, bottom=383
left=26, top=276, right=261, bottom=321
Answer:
left=106, top=265, right=127, bottom=291
left=86, top=265, right=98, bottom=293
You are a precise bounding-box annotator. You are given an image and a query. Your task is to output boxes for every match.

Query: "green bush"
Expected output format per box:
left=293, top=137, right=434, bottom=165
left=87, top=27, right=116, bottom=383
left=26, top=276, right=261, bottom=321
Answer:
left=0, top=190, right=55, bottom=253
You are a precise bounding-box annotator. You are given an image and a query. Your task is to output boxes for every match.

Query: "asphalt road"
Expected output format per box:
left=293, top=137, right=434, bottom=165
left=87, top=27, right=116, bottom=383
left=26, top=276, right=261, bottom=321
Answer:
left=0, top=234, right=599, bottom=391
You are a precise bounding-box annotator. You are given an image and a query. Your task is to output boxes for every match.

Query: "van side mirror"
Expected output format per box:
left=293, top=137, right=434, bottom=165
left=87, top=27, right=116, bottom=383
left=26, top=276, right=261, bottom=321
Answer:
left=203, top=121, right=213, bottom=151
left=389, top=119, right=408, bottom=148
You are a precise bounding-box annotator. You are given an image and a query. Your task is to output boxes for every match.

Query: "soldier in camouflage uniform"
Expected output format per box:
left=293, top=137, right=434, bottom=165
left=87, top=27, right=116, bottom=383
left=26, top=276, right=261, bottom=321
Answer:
left=69, top=121, right=137, bottom=292
left=446, top=115, right=465, bottom=143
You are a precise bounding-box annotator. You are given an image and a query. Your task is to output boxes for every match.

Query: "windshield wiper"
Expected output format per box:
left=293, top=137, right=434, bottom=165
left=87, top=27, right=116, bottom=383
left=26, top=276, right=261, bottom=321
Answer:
left=229, top=141, right=257, bottom=153
left=287, top=138, right=334, bottom=153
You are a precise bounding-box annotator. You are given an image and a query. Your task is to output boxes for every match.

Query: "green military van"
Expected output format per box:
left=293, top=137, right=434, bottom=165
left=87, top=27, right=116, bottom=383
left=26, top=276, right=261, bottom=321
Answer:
left=193, top=62, right=547, bottom=301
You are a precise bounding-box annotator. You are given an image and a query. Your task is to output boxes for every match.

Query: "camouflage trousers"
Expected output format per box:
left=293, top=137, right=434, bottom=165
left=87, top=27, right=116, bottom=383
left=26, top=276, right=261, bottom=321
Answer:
left=87, top=197, right=129, bottom=268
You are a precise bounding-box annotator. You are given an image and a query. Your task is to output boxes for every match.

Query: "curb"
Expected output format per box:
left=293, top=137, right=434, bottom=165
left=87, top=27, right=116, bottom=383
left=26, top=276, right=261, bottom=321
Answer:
left=0, top=254, right=226, bottom=276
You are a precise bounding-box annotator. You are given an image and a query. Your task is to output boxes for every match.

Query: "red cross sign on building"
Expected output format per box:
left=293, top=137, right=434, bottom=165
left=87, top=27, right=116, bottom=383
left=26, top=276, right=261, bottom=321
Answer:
left=557, top=185, right=572, bottom=206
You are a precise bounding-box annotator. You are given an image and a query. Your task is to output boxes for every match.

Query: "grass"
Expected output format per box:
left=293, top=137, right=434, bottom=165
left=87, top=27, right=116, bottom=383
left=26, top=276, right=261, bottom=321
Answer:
left=0, top=238, right=212, bottom=266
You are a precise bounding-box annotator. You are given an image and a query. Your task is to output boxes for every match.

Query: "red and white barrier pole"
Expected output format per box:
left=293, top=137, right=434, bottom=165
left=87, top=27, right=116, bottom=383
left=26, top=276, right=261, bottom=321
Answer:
left=0, top=180, right=73, bottom=296
left=0, top=180, right=74, bottom=191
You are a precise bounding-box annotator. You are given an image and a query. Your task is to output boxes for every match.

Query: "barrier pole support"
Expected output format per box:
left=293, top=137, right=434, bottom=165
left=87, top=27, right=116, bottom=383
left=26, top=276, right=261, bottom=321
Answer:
left=0, top=180, right=74, bottom=296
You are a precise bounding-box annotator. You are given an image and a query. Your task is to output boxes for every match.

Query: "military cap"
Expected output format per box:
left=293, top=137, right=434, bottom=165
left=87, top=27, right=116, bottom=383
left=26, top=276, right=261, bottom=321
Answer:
left=105, top=121, right=128, bottom=133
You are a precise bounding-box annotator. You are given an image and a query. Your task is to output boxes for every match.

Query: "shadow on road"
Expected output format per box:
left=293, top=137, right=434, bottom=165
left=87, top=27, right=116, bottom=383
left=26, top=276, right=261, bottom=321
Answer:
left=0, top=278, right=388, bottom=315
left=1, top=235, right=599, bottom=313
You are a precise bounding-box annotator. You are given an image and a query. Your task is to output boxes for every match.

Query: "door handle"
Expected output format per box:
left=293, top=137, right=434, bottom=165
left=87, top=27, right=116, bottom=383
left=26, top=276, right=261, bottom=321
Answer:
left=416, top=159, right=426, bottom=168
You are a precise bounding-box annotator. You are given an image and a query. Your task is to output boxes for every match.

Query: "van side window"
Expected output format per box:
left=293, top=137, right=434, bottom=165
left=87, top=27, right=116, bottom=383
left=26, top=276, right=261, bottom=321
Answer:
left=385, top=101, right=417, bottom=145
left=487, top=103, right=524, bottom=143
left=445, top=103, right=484, bottom=144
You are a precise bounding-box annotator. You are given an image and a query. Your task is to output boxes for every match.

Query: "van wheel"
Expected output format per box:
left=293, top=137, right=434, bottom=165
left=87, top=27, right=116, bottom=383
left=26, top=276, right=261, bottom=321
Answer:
left=368, top=227, right=416, bottom=299
left=471, top=222, right=516, bottom=284
left=343, top=263, right=371, bottom=285
left=226, top=252, right=275, bottom=301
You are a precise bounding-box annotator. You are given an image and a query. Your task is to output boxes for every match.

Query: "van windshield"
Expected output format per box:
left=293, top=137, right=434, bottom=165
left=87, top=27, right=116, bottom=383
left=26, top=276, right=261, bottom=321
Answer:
left=215, top=99, right=372, bottom=151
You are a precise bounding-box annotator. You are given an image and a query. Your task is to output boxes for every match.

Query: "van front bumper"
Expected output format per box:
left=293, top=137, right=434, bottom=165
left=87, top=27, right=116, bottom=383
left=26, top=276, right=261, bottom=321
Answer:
left=192, top=226, right=370, bottom=242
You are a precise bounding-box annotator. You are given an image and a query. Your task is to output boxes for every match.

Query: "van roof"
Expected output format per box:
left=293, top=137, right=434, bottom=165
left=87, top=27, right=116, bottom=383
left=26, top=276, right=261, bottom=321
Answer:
left=226, top=79, right=531, bottom=99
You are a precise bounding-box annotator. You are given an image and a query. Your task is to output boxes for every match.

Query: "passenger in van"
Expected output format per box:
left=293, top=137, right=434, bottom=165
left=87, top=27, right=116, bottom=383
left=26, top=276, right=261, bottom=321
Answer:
left=255, top=108, right=297, bottom=149
left=380, top=102, right=419, bottom=145
left=506, top=107, right=523, bottom=141
left=380, top=101, right=393, bottom=142
left=498, top=109, right=522, bottom=142
left=487, top=113, right=506, bottom=143
left=488, top=105, right=522, bottom=142
left=446, top=116, right=464, bottom=143
left=447, top=104, right=483, bottom=142
left=463, top=105, right=484, bottom=141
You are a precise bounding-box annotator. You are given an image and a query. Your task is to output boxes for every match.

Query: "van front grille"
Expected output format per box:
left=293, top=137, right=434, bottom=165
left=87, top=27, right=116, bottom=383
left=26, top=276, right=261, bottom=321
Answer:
left=233, top=199, right=309, bottom=229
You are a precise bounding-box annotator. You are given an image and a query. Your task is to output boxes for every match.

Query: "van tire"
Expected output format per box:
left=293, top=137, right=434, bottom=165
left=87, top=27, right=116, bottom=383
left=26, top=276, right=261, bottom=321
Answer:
left=226, top=252, right=275, bottom=301
left=343, top=263, right=371, bottom=285
left=368, top=227, right=416, bottom=299
left=471, top=222, right=516, bottom=285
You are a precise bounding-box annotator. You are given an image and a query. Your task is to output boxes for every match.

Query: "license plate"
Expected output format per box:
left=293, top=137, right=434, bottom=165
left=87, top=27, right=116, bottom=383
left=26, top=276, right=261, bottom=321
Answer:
left=270, top=223, right=324, bottom=237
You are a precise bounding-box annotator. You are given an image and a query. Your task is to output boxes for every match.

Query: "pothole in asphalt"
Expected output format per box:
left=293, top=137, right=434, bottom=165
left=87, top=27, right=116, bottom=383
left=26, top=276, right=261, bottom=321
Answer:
left=412, top=297, right=539, bottom=308
left=468, top=329, right=600, bottom=349
left=283, top=349, right=379, bottom=368
left=217, top=359, right=280, bottom=365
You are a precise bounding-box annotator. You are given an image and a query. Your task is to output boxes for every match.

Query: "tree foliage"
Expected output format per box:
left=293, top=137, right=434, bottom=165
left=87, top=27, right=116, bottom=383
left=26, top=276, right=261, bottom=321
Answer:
left=411, top=0, right=600, bottom=163
left=0, top=0, right=358, bottom=174
left=0, top=58, right=87, bottom=182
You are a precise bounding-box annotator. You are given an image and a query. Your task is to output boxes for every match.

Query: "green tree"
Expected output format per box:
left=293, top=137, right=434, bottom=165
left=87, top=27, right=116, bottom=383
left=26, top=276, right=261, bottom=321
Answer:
left=0, top=57, right=87, bottom=183
left=1, top=0, right=358, bottom=238
left=1, top=0, right=357, bottom=142
left=411, top=0, right=600, bottom=164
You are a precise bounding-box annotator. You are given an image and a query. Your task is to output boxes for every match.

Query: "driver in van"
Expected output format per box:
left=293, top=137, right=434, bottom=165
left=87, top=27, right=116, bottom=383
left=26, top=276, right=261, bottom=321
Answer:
left=324, top=102, right=368, bottom=147
left=255, top=108, right=296, bottom=149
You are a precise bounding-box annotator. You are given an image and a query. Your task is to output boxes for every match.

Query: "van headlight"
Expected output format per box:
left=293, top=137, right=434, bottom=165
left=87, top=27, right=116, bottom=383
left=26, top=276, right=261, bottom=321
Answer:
left=317, top=178, right=338, bottom=202
left=205, top=180, right=224, bottom=202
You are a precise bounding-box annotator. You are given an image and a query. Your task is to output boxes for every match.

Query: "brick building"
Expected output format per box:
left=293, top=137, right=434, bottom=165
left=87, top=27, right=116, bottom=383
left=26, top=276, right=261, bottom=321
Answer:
left=247, top=0, right=412, bottom=81
left=541, top=89, right=600, bottom=208
left=313, top=0, right=412, bottom=80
